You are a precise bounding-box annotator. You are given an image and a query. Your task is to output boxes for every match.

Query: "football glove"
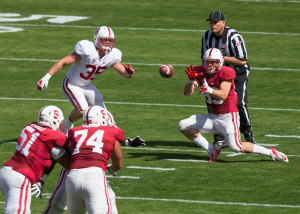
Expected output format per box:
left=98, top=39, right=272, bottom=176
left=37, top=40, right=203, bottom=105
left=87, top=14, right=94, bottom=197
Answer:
left=185, top=65, right=202, bottom=81
left=107, top=164, right=117, bottom=176
left=125, top=136, right=146, bottom=147
left=200, top=78, right=213, bottom=95
left=37, top=73, right=51, bottom=90
left=123, top=64, right=134, bottom=75
left=31, top=179, right=45, bottom=198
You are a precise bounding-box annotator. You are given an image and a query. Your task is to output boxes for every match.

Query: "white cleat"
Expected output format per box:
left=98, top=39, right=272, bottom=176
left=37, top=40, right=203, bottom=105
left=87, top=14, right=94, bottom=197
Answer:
left=270, top=148, right=289, bottom=162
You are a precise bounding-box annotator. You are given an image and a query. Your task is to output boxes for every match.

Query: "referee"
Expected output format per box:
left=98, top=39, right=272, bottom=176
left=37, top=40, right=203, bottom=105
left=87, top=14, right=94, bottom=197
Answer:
left=201, top=10, right=256, bottom=144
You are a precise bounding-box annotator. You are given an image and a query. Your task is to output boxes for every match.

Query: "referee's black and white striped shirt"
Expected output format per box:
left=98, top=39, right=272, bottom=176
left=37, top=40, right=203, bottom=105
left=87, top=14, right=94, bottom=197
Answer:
left=201, top=26, right=250, bottom=73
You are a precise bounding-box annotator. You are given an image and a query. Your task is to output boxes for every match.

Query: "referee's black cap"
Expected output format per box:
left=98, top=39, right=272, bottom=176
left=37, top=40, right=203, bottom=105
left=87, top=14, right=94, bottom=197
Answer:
left=206, top=10, right=226, bottom=21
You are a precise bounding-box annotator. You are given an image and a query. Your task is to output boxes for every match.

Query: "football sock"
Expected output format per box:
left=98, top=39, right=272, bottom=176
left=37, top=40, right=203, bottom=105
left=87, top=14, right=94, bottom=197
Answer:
left=252, top=144, right=272, bottom=156
left=193, top=134, right=213, bottom=151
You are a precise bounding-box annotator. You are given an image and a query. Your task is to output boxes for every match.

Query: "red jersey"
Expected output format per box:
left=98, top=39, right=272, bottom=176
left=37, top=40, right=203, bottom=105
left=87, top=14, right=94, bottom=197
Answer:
left=195, top=65, right=238, bottom=114
left=4, top=122, right=67, bottom=184
left=68, top=125, right=125, bottom=171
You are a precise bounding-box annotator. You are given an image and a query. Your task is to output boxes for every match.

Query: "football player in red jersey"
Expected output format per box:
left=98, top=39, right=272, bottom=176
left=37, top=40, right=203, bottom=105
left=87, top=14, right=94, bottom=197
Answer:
left=178, top=48, right=288, bottom=163
left=42, top=108, right=145, bottom=214
left=64, top=105, right=123, bottom=213
left=0, top=105, right=70, bottom=214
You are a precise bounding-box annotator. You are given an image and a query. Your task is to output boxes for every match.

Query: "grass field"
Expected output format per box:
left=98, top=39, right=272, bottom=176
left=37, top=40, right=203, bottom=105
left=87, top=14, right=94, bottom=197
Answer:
left=1, top=0, right=300, bottom=213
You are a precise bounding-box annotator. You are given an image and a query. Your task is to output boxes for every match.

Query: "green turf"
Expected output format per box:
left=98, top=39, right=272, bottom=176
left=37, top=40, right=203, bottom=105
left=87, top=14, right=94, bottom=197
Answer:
left=0, top=0, right=300, bottom=213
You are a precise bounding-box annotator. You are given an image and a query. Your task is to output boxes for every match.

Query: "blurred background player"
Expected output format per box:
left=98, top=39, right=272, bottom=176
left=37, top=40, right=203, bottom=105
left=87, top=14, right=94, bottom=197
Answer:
left=42, top=107, right=145, bottom=214
left=37, top=26, right=134, bottom=134
left=178, top=48, right=288, bottom=163
left=0, top=105, right=70, bottom=214
left=65, top=105, right=123, bottom=213
left=201, top=11, right=256, bottom=145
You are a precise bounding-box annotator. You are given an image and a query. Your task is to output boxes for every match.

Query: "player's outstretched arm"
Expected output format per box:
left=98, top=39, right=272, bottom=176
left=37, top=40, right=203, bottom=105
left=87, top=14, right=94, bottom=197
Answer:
left=112, top=62, right=134, bottom=79
left=37, top=53, right=79, bottom=90
left=183, top=65, right=201, bottom=96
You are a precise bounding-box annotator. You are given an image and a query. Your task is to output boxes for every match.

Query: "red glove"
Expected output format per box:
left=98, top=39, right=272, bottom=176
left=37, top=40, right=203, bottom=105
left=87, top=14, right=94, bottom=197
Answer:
left=185, top=65, right=202, bottom=80
left=123, top=64, right=134, bottom=75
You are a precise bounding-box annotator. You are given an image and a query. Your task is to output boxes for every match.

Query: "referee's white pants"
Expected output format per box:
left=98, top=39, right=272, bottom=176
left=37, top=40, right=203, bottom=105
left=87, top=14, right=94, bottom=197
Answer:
left=178, top=112, right=243, bottom=152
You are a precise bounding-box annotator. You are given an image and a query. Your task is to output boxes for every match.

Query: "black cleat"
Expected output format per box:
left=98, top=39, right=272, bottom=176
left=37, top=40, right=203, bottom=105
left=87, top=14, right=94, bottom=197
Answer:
left=244, top=132, right=256, bottom=144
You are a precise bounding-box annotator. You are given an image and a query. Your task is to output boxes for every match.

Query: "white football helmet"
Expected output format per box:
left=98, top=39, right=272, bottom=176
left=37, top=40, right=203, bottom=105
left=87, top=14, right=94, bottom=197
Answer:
left=106, top=110, right=117, bottom=127
left=94, top=26, right=115, bottom=54
left=203, top=48, right=224, bottom=74
left=38, top=105, right=64, bottom=131
left=83, top=106, right=108, bottom=126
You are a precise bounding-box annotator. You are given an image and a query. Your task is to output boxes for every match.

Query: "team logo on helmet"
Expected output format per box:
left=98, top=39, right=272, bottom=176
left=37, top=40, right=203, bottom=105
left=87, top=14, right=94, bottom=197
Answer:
left=38, top=105, right=64, bottom=131
left=83, top=105, right=108, bottom=127
left=94, top=26, right=115, bottom=54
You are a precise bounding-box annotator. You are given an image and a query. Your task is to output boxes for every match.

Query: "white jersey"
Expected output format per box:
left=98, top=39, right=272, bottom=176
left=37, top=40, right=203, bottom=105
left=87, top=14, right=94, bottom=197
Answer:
left=66, top=40, right=122, bottom=87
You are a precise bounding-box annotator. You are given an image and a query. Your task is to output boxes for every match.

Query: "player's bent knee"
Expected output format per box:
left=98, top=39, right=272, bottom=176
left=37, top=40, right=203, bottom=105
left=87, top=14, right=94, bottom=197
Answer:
left=178, top=119, right=188, bottom=132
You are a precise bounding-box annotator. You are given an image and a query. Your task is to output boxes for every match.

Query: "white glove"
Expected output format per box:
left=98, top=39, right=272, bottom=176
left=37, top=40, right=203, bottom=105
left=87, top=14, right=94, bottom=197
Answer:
left=37, top=73, right=51, bottom=90
left=200, top=78, right=213, bottom=95
left=31, top=179, right=44, bottom=198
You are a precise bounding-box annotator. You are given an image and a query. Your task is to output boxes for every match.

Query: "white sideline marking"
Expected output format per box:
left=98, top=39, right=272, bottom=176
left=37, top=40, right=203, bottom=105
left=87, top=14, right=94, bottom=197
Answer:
left=116, top=196, right=300, bottom=208
left=127, top=166, right=175, bottom=171
left=265, top=134, right=300, bottom=139
left=1, top=57, right=300, bottom=72
left=165, top=159, right=208, bottom=162
left=1, top=97, right=300, bottom=112
left=0, top=23, right=299, bottom=36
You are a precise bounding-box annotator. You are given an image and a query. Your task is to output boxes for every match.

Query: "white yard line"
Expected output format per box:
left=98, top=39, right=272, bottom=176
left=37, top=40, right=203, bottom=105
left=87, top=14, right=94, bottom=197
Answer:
left=0, top=23, right=299, bottom=36
left=127, top=166, right=175, bottom=171
left=165, top=159, right=208, bottom=162
left=265, top=134, right=300, bottom=139
left=116, top=196, right=300, bottom=208
left=106, top=175, right=140, bottom=179
left=0, top=57, right=300, bottom=72
left=1, top=97, right=300, bottom=112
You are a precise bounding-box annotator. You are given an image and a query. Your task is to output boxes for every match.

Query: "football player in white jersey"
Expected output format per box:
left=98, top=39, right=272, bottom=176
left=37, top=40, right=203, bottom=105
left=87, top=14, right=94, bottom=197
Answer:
left=37, top=26, right=134, bottom=134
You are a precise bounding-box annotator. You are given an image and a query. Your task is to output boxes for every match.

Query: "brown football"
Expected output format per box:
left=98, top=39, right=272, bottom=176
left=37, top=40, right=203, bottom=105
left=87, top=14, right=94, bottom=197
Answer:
left=159, top=64, right=174, bottom=78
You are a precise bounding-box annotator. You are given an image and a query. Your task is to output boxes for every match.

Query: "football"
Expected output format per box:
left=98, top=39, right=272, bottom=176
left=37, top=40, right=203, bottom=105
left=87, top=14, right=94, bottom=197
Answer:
left=159, top=64, right=174, bottom=78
